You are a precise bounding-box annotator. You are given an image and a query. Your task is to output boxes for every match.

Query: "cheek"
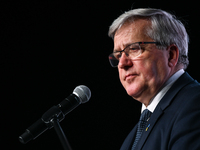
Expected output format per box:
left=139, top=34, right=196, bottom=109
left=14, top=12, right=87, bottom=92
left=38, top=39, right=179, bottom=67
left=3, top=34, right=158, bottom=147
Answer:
left=137, top=61, right=155, bottom=79
left=133, top=60, right=163, bottom=89
left=141, top=58, right=169, bottom=86
left=117, top=50, right=170, bottom=99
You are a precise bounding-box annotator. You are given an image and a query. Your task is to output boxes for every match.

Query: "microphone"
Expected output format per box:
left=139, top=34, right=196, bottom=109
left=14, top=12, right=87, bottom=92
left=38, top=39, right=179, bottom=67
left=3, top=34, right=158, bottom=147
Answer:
left=19, top=85, right=91, bottom=144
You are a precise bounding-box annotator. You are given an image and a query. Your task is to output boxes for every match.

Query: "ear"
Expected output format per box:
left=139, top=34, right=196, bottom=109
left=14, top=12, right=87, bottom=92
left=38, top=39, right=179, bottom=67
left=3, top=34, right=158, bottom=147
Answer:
left=167, top=44, right=179, bottom=68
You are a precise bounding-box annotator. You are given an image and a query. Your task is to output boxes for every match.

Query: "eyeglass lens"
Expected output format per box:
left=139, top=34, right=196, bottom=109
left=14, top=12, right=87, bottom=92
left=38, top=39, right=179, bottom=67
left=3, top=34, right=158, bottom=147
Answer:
left=109, top=43, right=141, bottom=67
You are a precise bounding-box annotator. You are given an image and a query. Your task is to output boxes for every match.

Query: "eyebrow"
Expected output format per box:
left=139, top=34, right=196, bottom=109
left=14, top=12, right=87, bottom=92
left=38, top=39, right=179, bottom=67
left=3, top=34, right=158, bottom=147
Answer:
left=113, top=42, right=133, bottom=52
left=113, top=49, right=121, bottom=52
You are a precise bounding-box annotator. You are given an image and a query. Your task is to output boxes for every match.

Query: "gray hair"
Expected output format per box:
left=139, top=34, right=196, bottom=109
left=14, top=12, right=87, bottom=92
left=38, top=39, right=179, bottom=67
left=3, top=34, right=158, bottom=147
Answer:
left=108, top=8, right=189, bottom=69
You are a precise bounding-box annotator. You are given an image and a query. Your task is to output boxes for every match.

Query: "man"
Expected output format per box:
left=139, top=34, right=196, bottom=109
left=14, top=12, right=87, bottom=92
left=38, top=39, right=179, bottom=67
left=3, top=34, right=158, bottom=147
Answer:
left=108, top=8, right=200, bottom=150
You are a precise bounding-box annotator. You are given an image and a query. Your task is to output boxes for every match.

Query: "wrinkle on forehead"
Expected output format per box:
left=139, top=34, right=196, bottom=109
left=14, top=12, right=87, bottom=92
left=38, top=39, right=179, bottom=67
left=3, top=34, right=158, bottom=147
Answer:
left=113, top=19, right=152, bottom=51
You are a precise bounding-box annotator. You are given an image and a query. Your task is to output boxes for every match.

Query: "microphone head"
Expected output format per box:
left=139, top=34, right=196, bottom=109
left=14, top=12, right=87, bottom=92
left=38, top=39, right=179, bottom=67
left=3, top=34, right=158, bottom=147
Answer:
left=73, top=85, right=91, bottom=103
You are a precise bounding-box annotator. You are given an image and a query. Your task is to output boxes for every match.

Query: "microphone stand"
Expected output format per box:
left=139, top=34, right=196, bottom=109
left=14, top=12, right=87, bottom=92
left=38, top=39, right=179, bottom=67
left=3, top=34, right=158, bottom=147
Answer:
left=50, top=117, right=72, bottom=150
left=42, top=106, right=72, bottom=150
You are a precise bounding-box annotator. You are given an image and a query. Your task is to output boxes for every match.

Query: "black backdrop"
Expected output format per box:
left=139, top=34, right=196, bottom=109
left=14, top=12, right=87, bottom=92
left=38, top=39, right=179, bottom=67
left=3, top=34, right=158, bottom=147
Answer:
left=1, top=1, right=200, bottom=150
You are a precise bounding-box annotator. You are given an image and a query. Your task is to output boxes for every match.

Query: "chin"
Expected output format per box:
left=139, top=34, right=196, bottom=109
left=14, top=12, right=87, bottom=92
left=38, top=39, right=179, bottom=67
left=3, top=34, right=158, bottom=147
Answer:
left=124, top=83, right=143, bottom=99
left=126, top=86, right=140, bottom=97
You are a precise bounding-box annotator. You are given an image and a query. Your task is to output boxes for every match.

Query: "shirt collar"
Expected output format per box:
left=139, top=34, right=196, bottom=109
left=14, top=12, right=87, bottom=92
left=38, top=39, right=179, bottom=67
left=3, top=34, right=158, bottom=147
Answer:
left=141, top=69, right=185, bottom=113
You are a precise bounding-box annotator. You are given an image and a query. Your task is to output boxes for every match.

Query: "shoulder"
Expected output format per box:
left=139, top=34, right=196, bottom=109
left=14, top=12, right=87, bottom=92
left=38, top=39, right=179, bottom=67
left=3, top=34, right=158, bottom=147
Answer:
left=156, top=72, right=200, bottom=149
left=171, top=72, right=200, bottom=99
left=175, top=72, right=200, bottom=101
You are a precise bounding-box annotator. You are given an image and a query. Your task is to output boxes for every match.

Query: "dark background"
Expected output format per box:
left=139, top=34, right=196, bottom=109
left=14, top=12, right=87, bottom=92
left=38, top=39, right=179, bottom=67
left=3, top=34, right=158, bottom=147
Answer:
left=1, top=0, right=199, bottom=149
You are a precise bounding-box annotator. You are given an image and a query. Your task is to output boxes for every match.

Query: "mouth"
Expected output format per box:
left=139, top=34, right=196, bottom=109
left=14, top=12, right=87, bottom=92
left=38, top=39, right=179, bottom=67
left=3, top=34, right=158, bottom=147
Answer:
left=125, top=74, right=137, bottom=80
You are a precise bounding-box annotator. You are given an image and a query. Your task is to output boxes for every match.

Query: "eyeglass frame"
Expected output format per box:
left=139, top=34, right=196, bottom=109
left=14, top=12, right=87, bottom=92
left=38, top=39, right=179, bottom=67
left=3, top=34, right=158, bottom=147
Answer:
left=108, top=42, right=160, bottom=67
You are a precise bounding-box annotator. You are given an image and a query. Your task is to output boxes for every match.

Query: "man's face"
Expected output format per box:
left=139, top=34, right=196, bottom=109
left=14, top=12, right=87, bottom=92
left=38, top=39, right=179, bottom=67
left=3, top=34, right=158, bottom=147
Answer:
left=114, top=19, right=171, bottom=105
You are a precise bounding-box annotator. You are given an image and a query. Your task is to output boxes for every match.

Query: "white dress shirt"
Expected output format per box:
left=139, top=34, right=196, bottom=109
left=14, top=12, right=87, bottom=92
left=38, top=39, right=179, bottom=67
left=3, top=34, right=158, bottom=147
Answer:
left=141, top=69, right=185, bottom=113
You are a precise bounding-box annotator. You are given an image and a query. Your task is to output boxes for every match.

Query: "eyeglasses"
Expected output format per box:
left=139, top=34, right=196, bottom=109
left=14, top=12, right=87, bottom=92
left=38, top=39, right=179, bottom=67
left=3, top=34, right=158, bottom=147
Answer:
left=108, top=42, right=159, bottom=67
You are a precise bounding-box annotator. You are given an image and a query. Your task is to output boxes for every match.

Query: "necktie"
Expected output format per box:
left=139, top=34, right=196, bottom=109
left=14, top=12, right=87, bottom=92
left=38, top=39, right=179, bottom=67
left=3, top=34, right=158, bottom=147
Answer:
left=131, top=109, right=152, bottom=150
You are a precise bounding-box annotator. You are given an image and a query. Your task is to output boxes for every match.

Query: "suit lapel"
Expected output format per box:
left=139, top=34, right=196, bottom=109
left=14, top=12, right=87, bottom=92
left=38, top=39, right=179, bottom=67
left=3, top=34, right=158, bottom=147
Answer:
left=135, top=72, right=194, bottom=150
left=124, top=126, right=138, bottom=150
left=135, top=107, right=163, bottom=150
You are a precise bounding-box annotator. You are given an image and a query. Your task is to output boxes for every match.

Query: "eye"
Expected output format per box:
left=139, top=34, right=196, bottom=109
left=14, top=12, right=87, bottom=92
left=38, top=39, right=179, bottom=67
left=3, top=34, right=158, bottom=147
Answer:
left=128, top=47, right=140, bottom=53
left=130, top=48, right=138, bottom=51
left=113, top=52, right=122, bottom=60
left=127, top=46, right=142, bottom=57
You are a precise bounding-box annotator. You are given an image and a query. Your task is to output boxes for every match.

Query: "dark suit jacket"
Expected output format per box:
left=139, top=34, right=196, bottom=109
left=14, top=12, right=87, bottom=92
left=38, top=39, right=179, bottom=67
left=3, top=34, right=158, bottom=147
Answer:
left=120, top=72, right=200, bottom=150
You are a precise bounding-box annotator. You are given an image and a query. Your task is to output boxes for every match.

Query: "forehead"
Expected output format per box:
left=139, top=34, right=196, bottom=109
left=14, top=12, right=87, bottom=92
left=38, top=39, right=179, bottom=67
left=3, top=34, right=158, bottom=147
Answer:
left=114, top=19, right=152, bottom=47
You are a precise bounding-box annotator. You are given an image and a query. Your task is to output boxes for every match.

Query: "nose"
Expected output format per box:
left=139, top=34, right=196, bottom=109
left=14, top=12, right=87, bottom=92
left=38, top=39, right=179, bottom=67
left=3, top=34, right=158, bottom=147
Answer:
left=118, top=53, right=133, bottom=69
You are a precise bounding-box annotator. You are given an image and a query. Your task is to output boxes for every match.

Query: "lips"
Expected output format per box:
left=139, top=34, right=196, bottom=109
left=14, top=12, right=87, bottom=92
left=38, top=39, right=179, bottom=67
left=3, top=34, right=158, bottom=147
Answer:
left=125, top=74, right=137, bottom=80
